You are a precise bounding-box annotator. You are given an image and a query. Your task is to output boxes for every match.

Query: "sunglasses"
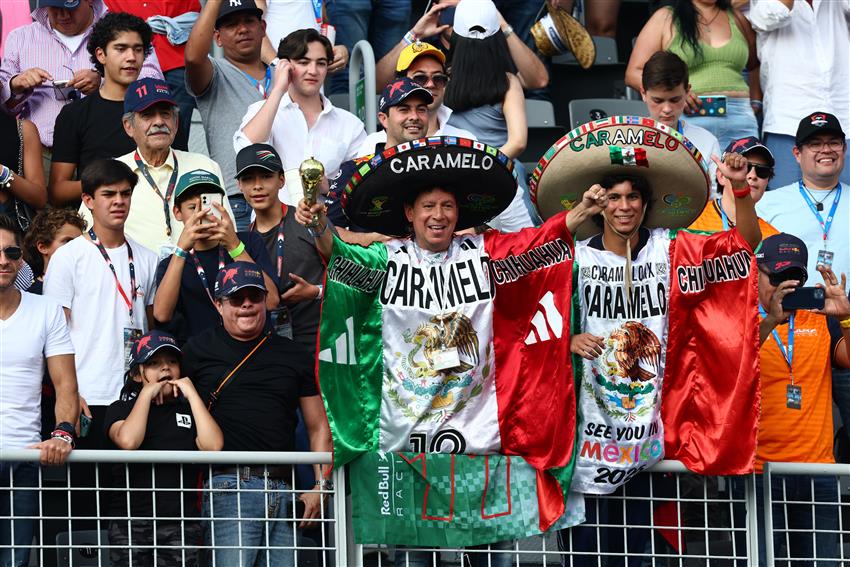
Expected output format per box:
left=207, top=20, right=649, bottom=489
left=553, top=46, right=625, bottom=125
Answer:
left=747, top=162, right=773, bottom=179
left=223, top=288, right=266, bottom=305
left=764, top=269, right=806, bottom=287
left=409, top=73, right=449, bottom=89
left=0, top=246, right=23, bottom=260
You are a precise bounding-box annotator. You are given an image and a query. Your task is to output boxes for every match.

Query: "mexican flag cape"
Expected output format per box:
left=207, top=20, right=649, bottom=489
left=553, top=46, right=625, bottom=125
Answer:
left=571, top=227, right=760, bottom=494
left=317, top=212, right=578, bottom=543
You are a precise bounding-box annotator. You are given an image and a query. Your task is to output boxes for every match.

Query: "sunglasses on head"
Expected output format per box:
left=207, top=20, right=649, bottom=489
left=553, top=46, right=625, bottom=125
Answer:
left=409, top=73, right=449, bottom=89
left=747, top=162, right=773, bottom=179
left=0, top=246, right=22, bottom=260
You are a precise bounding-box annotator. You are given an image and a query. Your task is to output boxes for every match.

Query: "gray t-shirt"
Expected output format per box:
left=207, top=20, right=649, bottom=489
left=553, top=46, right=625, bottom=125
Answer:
left=186, top=57, right=264, bottom=196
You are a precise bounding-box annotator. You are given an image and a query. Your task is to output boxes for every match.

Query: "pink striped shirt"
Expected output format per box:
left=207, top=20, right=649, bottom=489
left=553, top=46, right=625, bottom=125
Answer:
left=0, top=0, right=163, bottom=148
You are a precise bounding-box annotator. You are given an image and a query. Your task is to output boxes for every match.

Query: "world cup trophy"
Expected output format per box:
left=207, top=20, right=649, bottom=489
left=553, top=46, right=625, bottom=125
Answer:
left=300, top=156, right=324, bottom=227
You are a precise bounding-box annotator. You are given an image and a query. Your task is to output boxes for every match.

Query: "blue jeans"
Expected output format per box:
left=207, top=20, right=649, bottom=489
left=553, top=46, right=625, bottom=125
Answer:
left=832, top=366, right=850, bottom=437
left=203, top=473, right=296, bottom=567
left=0, top=462, right=38, bottom=567
left=494, top=0, right=544, bottom=47
left=164, top=67, right=195, bottom=152
left=765, top=132, right=850, bottom=190
left=326, top=0, right=412, bottom=94
left=684, top=97, right=759, bottom=152
left=228, top=194, right=254, bottom=232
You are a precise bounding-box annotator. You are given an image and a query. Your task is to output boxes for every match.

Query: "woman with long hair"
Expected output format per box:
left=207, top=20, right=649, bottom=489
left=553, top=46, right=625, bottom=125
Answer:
left=626, top=0, right=760, bottom=149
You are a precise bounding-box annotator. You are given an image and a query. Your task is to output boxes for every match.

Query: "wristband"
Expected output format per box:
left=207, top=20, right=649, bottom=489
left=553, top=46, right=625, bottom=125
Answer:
left=308, top=223, right=327, bottom=238
left=315, top=284, right=324, bottom=300
left=51, top=431, right=75, bottom=449
left=502, top=25, right=514, bottom=38
left=0, top=165, right=13, bottom=188
left=403, top=30, right=418, bottom=46
left=840, top=317, right=850, bottom=329
left=173, top=246, right=188, bottom=259
left=228, top=241, right=246, bottom=259
left=54, top=421, right=77, bottom=440
left=750, top=100, right=763, bottom=108
left=731, top=184, right=750, bottom=198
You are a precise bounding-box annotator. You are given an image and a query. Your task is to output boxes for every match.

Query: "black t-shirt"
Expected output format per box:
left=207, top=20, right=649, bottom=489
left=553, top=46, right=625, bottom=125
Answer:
left=255, top=207, right=326, bottom=347
left=154, top=232, right=276, bottom=342
left=51, top=90, right=135, bottom=174
left=182, top=326, right=317, bottom=452
left=103, top=395, right=199, bottom=518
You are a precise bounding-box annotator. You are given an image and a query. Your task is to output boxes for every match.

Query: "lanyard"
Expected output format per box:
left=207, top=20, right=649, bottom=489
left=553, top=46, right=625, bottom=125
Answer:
left=311, top=0, right=322, bottom=24
left=241, top=66, right=272, bottom=99
left=251, top=205, right=287, bottom=280
left=134, top=151, right=179, bottom=237
left=190, top=246, right=226, bottom=306
left=88, top=229, right=136, bottom=321
left=758, top=304, right=795, bottom=381
left=798, top=181, right=842, bottom=247
left=716, top=199, right=731, bottom=231
left=411, top=239, right=455, bottom=313
left=676, top=120, right=684, bottom=134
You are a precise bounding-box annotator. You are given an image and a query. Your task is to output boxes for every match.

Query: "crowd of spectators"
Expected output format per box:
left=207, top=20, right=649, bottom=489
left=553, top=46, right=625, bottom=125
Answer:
left=0, top=0, right=849, bottom=564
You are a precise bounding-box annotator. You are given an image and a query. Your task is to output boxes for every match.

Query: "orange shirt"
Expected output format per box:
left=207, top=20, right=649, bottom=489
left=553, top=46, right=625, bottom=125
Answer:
left=756, top=310, right=834, bottom=472
left=688, top=199, right=779, bottom=238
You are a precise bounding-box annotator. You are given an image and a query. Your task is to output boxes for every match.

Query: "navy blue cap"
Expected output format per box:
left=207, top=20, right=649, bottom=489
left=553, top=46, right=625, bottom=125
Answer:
left=378, top=77, right=433, bottom=114
left=39, top=0, right=81, bottom=9
left=124, top=78, right=176, bottom=114
left=215, top=0, right=263, bottom=28
left=756, top=233, right=809, bottom=282
left=129, top=331, right=181, bottom=367
left=214, top=261, right=267, bottom=299
left=723, top=136, right=775, bottom=167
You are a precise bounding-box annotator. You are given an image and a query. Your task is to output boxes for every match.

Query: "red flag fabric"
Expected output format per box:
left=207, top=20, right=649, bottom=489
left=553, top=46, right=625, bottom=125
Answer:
left=663, top=228, right=760, bottom=475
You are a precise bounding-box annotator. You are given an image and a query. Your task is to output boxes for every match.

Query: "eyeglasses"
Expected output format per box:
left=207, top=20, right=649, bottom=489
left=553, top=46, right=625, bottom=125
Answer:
left=223, top=288, right=266, bottom=305
left=803, top=139, right=845, bottom=152
left=409, top=73, right=449, bottom=89
left=747, top=162, right=774, bottom=179
left=0, top=246, right=23, bottom=260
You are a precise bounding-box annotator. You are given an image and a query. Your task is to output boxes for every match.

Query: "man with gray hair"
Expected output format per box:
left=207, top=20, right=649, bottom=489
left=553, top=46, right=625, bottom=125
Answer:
left=80, top=77, right=233, bottom=257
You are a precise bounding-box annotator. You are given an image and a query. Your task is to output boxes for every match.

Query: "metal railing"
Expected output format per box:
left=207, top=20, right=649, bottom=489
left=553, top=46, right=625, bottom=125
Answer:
left=349, top=39, right=377, bottom=134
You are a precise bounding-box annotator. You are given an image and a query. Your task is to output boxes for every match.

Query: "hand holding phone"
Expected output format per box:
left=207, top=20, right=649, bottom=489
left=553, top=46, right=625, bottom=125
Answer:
left=781, top=287, right=825, bottom=311
left=200, top=193, right=224, bottom=222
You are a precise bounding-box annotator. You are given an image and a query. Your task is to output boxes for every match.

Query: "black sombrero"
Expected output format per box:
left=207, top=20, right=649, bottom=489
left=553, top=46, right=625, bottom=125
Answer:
left=529, top=116, right=710, bottom=240
left=341, top=137, right=517, bottom=236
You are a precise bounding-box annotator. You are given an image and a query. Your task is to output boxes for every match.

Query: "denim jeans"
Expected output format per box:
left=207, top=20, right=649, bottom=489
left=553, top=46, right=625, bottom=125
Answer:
left=684, top=97, right=759, bottom=152
left=831, top=366, right=850, bottom=437
left=326, top=0, right=412, bottom=94
left=764, top=132, right=850, bottom=190
left=0, top=462, right=38, bottom=567
left=203, top=473, right=296, bottom=567
left=164, top=67, right=196, bottom=152
left=494, top=0, right=544, bottom=47
left=228, top=194, right=254, bottom=232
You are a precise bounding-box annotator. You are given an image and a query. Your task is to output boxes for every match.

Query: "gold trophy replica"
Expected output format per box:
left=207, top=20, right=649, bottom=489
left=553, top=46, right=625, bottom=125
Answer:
left=300, top=156, right=324, bottom=227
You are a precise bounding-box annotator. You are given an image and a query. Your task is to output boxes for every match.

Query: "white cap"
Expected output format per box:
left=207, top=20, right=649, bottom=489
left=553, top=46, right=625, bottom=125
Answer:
left=453, top=0, right=500, bottom=39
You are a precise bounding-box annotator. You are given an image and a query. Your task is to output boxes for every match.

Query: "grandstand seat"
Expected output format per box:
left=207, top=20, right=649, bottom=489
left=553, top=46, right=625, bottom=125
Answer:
left=568, top=98, right=649, bottom=129
left=549, top=64, right=629, bottom=127
left=519, top=126, right=568, bottom=173
left=552, top=36, right=619, bottom=66
left=328, top=93, right=350, bottom=112
left=525, top=100, right=557, bottom=127
left=56, top=530, right=110, bottom=566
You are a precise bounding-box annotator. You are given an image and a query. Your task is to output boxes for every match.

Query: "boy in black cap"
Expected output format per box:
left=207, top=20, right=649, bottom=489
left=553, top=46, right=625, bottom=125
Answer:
left=105, top=330, right=223, bottom=566
left=237, top=143, right=328, bottom=348
left=153, top=169, right=277, bottom=342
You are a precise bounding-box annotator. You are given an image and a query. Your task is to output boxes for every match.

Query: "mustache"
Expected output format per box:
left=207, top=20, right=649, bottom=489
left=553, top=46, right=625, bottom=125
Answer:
left=146, top=125, right=172, bottom=136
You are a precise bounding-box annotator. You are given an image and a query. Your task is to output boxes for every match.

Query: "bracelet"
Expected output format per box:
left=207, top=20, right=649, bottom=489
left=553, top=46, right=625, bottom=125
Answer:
left=0, top=165, right=13, bottom=188
left=228, top=241, right=246, bottom=259
left=173, top=246, right=188, bottom=259
left=502, top=25, right=515, bottom=38
left=840, top=318, right=850, bottom=329
left=308, top=223, right=327, bottom=238
left=750, top=100, right=763, bottom=108
left=403, top=30, right=418, bottom=46
left=731, top=185, right=750, bottom=198
left=51, top=430, right=75, bottom=449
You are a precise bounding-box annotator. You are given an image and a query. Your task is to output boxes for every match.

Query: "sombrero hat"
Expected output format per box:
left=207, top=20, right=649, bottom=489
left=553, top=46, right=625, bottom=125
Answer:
left=529, top=116, right=710, bottom=240
left=342, top=137, right=516, bottom=237
left=531, top=1, right=595, bottom=69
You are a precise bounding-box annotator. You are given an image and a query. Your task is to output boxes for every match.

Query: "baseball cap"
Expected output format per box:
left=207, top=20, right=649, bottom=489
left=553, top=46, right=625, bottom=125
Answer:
left=396, top=41, right=446, bottom=72
left=214, top=261, right=267, bottom=299
left=124, top=78, right=176, bottom=114
left=174, top=169, right=225, bottom=204
left=129, top=330, right=181, bottom=367
left=215, top=0, right=263, bottom=28
left=756, top=233, right=809, bottom=283
left=722, top=136, right=775, bottom=167
left=795, top=112, right=847, bottom=146
left=235, top=144, right=284, bottom=178
left=39, top=0, right=81, bottom=9
left=453, top=0, right=500, bottom=39
left=378, top=77, right=434, bottom=114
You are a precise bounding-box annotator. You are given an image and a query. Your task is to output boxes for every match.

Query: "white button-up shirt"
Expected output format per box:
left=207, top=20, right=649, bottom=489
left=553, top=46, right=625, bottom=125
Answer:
left=748, top=0, right=850, bottom=137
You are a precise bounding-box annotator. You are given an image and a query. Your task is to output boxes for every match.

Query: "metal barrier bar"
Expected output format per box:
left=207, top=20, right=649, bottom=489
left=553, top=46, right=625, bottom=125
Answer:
left=349, top=39, right=377, bottom=134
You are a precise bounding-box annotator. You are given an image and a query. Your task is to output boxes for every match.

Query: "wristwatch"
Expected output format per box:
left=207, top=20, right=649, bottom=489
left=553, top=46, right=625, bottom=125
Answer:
left=502, top=25, right=514, bottom=38
left=315, top=479, right=334, bottom=491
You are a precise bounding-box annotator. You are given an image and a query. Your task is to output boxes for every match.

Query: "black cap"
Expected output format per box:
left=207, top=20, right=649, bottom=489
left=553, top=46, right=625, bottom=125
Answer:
left=378, top=77, right=434, bottom=114
left=795, top=112, right=846, bottom=146
left=215, top=0, right=263, bottom=28
left=756, top=233, right=809, bottom=282
left=235, top=143, right=284, bottom=178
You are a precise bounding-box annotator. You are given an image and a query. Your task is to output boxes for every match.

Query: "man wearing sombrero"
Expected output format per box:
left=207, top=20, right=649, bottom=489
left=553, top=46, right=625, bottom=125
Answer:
left=296, top=138, right=600, bottom=551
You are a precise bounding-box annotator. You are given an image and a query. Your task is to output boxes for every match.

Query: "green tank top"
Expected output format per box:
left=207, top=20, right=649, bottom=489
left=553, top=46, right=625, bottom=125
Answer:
left=667, top=9, right=749, bottom=94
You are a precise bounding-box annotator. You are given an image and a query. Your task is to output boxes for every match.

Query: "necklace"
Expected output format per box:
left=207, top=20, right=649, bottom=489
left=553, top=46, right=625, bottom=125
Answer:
left=698, top=7, right=722, bottom=32
left=801, top=184, right=836, bottom=212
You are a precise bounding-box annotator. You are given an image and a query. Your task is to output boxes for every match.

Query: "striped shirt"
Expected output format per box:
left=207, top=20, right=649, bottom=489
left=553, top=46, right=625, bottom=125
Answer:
left=0, top=1, right=163, bottom=148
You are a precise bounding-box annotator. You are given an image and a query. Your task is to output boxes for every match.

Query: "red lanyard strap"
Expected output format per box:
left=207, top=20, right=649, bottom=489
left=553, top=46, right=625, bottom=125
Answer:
left=250, top=205, right=287, bottom=280
left=88, top=229, right=136, bottom=320
left=134, top=151, right=179, bottom=236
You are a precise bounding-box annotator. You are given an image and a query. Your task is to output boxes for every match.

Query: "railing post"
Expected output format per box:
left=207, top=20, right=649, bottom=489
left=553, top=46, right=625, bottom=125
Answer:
left=763, top=463, right=775, bottom=566
left=349, top=39, right=377, bottom=134
left=745, top=472, right=760, bottom=565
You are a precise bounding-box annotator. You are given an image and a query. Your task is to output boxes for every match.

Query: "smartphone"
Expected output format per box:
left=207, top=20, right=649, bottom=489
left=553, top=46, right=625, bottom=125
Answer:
left=200, top=193, right=223, bottom=221
left=79, top=413, right=91, bottom=438
left=438, top=5, right=456, bottom=26
left=696, top=96, right=727, bottom=117
left=781, top=287, right=825, bottom=311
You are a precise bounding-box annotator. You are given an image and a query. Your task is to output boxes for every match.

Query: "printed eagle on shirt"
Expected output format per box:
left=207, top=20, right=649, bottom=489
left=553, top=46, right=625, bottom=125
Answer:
left=608, top=321, right=661, bottom=381
left=413, top=312, right=479, bottom=374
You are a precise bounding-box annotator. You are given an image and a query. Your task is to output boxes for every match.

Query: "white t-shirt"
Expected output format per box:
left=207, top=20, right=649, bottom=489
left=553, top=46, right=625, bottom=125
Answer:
left=43, top=235, right=158, bottom=405
left=0, top=292, right=74, bottom=448
left=265, top=0, right=320, bottom=51
left=681, top=119, right=721, bottom=195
